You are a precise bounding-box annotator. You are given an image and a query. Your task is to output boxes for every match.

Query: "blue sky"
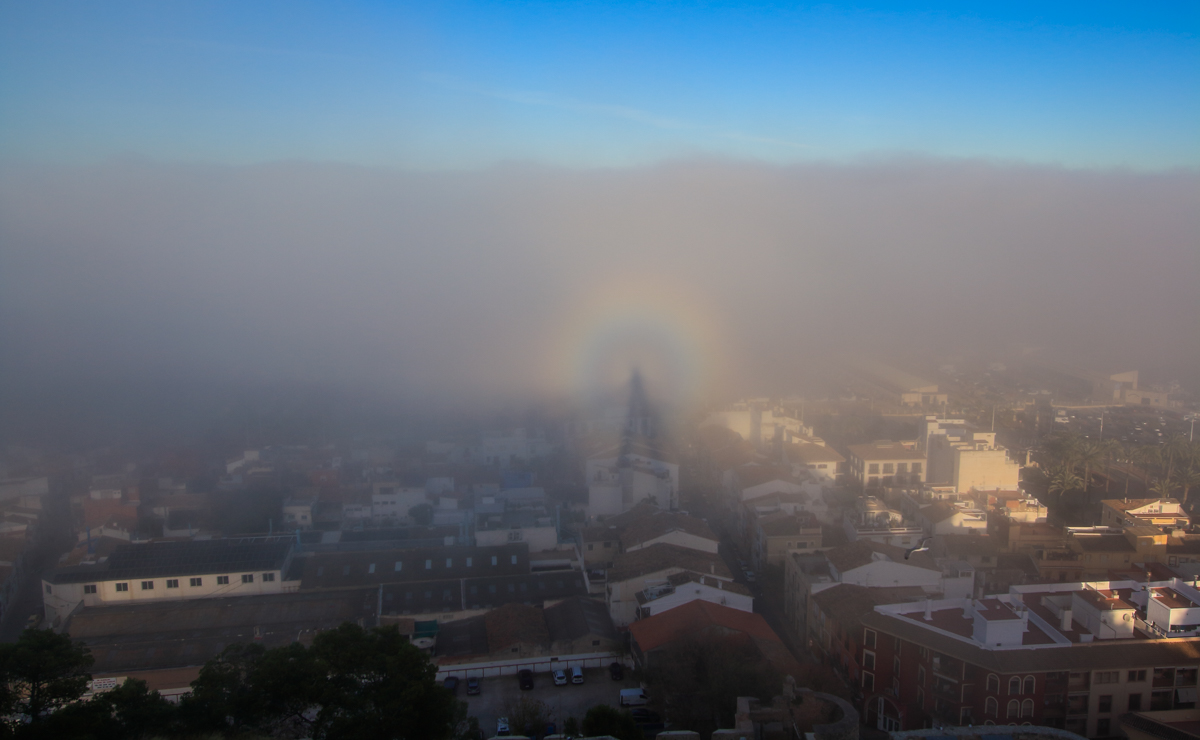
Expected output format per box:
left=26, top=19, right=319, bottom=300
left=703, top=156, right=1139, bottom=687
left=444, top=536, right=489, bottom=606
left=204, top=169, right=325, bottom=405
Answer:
left=2, top=1, right=1197, bottom=169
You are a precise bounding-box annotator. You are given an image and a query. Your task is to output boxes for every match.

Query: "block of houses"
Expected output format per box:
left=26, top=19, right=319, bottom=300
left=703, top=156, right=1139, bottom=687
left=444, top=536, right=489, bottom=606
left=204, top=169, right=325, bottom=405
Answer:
left=847, top=442, right=926, bottom=489
left=917, top=501, right=988, bottom=536
left=753, top=511, right=822, bottom=570
left=606, top=543, right=734, bottom=626
left=635, top=571, right=754, bottom=619
left=1102, top=499, right=1190, bottom=529
left=628, top=599, right=800, bottom=677
left=857, top=578, right=1200, bottom=736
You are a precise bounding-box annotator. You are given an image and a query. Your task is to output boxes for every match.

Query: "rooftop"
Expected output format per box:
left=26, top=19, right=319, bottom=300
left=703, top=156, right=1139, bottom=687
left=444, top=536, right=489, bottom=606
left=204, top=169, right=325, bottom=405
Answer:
left=48, top=538, right=294, bottom=584
left=848, top=443, right=927, bottom=462
left=608, top=543, right=731, bottom=584
left=67, top=588, right=378, bottom=673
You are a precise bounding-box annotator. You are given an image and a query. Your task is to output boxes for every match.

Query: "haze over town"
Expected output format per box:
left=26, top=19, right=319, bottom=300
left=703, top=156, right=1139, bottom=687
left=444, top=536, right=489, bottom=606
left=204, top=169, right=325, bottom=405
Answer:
left=0, top=3, right=1197, bottom=740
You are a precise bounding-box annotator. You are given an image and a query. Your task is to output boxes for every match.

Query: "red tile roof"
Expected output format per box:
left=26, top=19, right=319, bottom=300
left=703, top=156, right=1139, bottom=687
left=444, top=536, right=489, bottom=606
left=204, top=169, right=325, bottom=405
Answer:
left=628, top=599, right=779, bottom=653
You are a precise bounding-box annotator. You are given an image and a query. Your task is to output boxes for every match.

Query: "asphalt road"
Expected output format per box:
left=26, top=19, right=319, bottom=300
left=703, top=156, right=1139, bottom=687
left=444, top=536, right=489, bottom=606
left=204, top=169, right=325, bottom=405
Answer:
left=456, top=667, right=641, bottom=738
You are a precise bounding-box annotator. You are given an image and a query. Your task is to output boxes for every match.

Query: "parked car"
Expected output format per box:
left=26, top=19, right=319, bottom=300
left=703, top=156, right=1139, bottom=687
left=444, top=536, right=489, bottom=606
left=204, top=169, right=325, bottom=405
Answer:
left=571, top=666, right=584, bottom=684
left=496, top=717, right=511, bottom=736
left=620, top=688, right=648, bottom=707
left=609, top=661, right=625, bottom=680
left=743, top=570, right=756, bottom=583
left=553, top=669, right=568, bottom=686
left=631, top=708, right=661, bottom=723
left=443, top=676, right=459, bottom=694
left=466, top=677, right=480, bottom=695
left=518, top=669, right=534, bottom=690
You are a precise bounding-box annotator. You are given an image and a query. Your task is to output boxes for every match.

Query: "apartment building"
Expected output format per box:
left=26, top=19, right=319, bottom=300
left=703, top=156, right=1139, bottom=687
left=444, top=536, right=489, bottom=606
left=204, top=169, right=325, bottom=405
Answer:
left=847, top=579, right=1200, bottom=737
left=848, top=443, right=927, bottom=489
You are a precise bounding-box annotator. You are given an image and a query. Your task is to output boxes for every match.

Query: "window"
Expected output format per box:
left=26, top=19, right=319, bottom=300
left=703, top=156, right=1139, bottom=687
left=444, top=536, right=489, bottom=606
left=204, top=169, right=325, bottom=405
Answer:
left=912, top=463, right=922, bottom=475
left=166, top=579, right=179, bottom=588
left=84, top=584, right=97, bottom=594
left=1009, top=677, right=1021, bottom=695
left=491, top=556, right=498, bottom=565
left=342, top=566, right=350, bottom=576
left=1007, top=700, right=1019, bottom=719
left=141, top=581, right=154, bottom=590
left=466, top=557, right=472, bottom=567
left=262, top=573, right=275, bottom=582
left=394, top=561, right=402, bottom=572
left=242, top=574, right=253, bottom=583
left=987, top=674, right=1000, bottom=692
left=425, top=560, right=432, bottom=569
left=868, top=463, right=880, bottom=474
left=1097, top=719, right=1111, bottom=737
left=1099, top=695, right=1113, bottom=713
left=918, top=667, right=926, bottom=685
left=897, top=462, right=908, bottom=473
left=986, top=697, right=998, bottom=716
left=1024, top=676, right=1035, bottom=695
left=894, top=657, right=901, bottom=676
left=446, top=558, right=453, bottom=567
left=1129, top=669, right=1147, bottom=682
left=115, top=582, right=128, bottom=592
left=217, top=576, right=230, bottom=585
left=368, top=563, right=375, bottom=574
left=864, top=628, right=876, bottom=648
left=863, top=672, right=874, bottom=692
left=603, top=541, right=611, bottom=548
left=1067, top=695, right=1089, bottom=714
left=190, top=577, right=202, bottom=587
left=1129, top=694, right=1142, bottom=711
left=1022, top=699, right=1034, bottom=718
left=316, top=567, right=324, bottom=576
left=44, top=584, right=52, bottom=594
left=863, top=651, right=875, bottom=670
left=1095, top=671, right=1119, bottom=684
left=883, top=463, right=894, bottom=474
left=592, top=639, right=600, bottom=646
left=588, top=543, right=594, bottom=551
left=511, top=555, right=517, bottom=565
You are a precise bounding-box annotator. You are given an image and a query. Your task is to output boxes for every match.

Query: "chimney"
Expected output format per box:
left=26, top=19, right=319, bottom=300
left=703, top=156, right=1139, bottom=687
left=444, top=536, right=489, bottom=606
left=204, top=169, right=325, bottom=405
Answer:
left=710, top=563, right=715, bottom=574
left=924, top=599, right=933, bottom=621
left=1060, top=608, right=1073, bottom=632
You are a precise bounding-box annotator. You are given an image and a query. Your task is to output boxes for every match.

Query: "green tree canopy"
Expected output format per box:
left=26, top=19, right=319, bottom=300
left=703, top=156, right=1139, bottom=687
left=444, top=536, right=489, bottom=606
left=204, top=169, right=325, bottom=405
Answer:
left=0, top=628, right=93, bottom=730
left=581, top=704, right=643, bottom=740
left=183, top=623, right=460, bottom=740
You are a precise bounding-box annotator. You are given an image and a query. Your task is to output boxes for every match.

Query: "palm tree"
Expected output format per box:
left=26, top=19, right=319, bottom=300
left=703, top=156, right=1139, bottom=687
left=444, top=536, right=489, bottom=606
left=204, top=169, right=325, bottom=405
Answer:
left=1076, top=440, right=1104, bottom=500
left=1176, top=468, right=1200, bottom=508
left=1048, top=464, right=1084, bottom=509
left=1133, top=446, right=1163, bottom=483
left=1096, top=439, right=1121, bottom=493
left=1149, top=477, right=1178, bottom=499
left=1044, top=431, right=1082, bottom=469
left=1164, top=435, right=1192, bottom=481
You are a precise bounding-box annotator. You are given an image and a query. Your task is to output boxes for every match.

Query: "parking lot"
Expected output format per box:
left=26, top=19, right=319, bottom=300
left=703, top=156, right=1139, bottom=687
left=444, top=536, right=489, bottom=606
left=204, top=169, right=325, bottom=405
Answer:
left=453, top=667, right=643, bottom=737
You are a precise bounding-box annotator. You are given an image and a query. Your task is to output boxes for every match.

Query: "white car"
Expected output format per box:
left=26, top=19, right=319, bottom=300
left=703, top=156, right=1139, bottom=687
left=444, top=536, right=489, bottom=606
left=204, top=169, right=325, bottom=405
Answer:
left=496, top=717, right=510, bottom=736
left=553, top=669, right=568, bottom=686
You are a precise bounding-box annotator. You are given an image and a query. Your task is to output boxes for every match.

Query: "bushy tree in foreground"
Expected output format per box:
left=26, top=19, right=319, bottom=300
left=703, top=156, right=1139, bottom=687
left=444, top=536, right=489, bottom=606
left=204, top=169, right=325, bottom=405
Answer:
left=0, top=623, right=462, bottom=740
left=182, top=622, right=460, bottom=740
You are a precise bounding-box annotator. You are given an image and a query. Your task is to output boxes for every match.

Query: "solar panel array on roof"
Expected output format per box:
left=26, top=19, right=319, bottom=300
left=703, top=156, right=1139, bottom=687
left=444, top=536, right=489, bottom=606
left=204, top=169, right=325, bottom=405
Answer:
left=52, top=539, right=293, bottom=583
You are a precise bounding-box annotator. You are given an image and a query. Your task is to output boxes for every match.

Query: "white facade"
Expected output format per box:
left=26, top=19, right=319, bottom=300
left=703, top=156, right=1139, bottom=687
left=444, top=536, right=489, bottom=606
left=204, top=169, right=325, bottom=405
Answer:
left=636, top=580, right=753, bottom=618
left=475, top=524, right=558, bottom=552
left=740, top=478, right=806, bottom=503
left=43, top=565, right=296, bottom=625
left=624, top=530, right=719, bottom=555
left=371, top=487, right=428, bottom=520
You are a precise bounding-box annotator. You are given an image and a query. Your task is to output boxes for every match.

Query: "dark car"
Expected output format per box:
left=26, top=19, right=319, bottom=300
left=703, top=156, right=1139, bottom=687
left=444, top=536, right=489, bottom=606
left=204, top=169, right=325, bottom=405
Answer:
left=466, top=677, right=481, bottom=695
left=518, top=669, right=534, bottom=690
left=609, top=661, right=624, bottom=680
left=631, top=708, right=661, bottom=723
left=443, top=676, right=459, bottom=694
